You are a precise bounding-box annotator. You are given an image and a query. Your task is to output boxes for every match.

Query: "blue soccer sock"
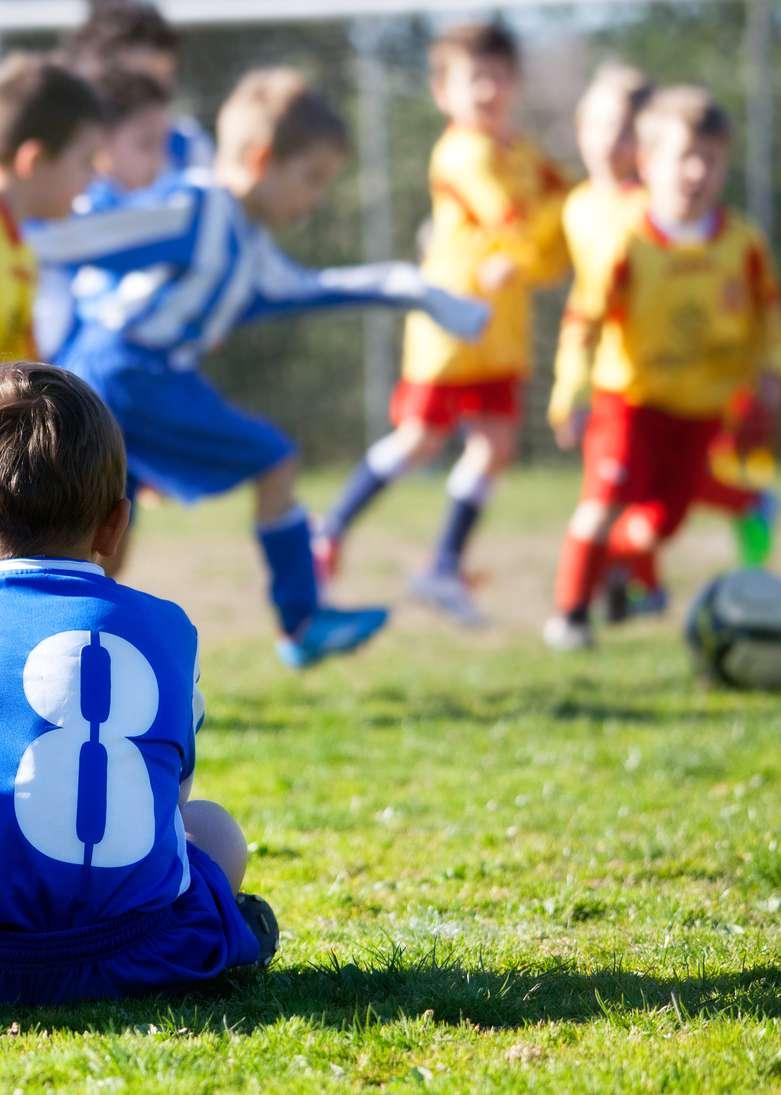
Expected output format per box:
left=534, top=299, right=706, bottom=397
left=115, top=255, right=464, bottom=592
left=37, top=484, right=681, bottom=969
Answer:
left=256, top=506, right=319, bottom=635
left=432, top=497, right=483, bottom=577
left=322, top=458, right=391, bottom=539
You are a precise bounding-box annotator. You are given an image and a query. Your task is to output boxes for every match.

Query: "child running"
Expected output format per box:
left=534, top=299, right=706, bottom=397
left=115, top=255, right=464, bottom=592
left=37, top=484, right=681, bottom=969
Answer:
left=0, top=361, right=274, bottom=1004
left=26, top=67, right=488, bottom=668
left=318, top=22, right=570, bottom=626
left=544, top=85, right=781, bottom=651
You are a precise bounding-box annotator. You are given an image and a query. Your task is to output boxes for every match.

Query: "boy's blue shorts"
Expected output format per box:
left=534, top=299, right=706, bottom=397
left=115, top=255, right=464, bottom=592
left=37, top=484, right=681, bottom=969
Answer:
left=0, top=844, right=260, bottom=1005
left=65, top=336, right=295, bottom=504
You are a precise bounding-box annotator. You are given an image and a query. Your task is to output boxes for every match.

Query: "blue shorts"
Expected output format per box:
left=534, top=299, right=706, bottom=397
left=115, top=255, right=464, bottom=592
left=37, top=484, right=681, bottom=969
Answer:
left=63, top=332, right=295, bottom=503
left=0, top=844, right=260, bottom=1005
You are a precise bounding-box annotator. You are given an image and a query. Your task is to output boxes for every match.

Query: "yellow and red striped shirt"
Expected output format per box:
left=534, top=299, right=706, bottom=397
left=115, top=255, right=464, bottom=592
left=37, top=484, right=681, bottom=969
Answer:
left=549, top=207, right=781, bottom=423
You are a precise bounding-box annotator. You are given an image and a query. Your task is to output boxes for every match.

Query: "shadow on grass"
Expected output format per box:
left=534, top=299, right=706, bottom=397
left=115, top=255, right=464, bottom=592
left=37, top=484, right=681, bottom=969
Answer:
left=4, top=950, right=780, bottom=1033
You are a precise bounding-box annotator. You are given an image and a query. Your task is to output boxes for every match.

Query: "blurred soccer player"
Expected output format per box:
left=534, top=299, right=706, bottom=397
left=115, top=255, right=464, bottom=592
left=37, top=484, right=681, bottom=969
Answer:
left=63, top=0, right=213, bottom=175
left=545, top=86, right=781, bottom=651
left=35, top=69, right=170, bottom=364
left=0, top=54, right=102, bottom=361
left=318, top=22, right=570, bottom=626
left=26, top=68, right=487, bottom=668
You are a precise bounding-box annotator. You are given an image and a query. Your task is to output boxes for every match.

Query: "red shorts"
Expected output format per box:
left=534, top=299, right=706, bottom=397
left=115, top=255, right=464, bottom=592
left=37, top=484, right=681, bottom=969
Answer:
left=390, top=377, right=522, bottom=430
left=583, top=391, right=721, bottom=539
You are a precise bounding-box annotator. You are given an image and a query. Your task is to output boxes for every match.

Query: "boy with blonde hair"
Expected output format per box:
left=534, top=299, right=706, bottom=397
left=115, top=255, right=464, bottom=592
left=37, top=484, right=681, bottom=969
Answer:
left=27, top=67, right=486, bottom=668
left=0, top=53, right=103, bottom=361
left=0, top=361, right=274, bottom=1003
left=545, top=86, right=781, bottom=650
left=318, top=22, right=570, bottom=625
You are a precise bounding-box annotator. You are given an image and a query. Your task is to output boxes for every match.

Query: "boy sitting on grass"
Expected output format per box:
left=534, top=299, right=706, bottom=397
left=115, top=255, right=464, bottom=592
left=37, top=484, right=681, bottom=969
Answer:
left=0, top=361, right=275, bottom=1005
left=27, top=67, right=487, bottom=669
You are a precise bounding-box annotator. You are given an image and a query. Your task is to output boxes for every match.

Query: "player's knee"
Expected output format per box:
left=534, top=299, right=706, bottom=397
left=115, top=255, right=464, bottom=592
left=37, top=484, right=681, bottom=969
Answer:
left=255, top=455, right=298, bottom=520
left=182, top=799, right=248, bottom=894
left=447, top=459, right=494, bottom=506
left=569, top=499, right=616, bottom=542
left=624, top=512, right=658, bottom=550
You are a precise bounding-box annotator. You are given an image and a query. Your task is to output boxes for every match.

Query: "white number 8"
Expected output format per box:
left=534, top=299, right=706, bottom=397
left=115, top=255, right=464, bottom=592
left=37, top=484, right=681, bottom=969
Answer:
left=14, top=630, right=159, bottom=867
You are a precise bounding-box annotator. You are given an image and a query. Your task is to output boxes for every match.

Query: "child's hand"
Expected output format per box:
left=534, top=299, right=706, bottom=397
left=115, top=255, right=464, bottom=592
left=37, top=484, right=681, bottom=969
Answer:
left=477, top=254, right=518, bottom=293
left=554, top=406, right=590, bottom=451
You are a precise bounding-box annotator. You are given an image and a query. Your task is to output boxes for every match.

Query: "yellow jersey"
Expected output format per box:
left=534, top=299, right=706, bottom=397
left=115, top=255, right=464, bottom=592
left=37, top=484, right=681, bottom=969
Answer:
left=549, top=208, right=781, bottom=423
left=0, top=198, right=36, bottom=362
left=402, top=125, right=570, bottom=385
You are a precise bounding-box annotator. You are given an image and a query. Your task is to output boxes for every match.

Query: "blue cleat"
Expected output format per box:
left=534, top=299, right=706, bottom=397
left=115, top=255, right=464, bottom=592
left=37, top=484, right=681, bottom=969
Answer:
left=276, top=605, right=389, bottom=669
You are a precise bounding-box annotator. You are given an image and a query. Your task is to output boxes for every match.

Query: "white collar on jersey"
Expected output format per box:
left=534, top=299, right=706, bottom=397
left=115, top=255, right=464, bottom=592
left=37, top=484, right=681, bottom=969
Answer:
left=0, top=557, right=105, bottom=576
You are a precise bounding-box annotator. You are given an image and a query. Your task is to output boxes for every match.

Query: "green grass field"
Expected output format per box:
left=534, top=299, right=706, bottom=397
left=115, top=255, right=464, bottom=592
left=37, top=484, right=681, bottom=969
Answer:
left=2, top=468, right=780, bottom=1093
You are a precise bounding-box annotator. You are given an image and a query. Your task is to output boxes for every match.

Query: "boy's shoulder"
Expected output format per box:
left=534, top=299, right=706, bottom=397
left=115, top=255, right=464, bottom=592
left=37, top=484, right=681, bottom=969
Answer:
left=0, top=560, right=197, bottom=647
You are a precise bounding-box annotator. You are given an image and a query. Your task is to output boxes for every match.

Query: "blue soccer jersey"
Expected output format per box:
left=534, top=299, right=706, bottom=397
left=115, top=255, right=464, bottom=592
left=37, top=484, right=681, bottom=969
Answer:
left=0, top=558, right=203, bottom=932
left=165, top=116, right=214, bottom=175
left=26, top=171, right=488, bottom=373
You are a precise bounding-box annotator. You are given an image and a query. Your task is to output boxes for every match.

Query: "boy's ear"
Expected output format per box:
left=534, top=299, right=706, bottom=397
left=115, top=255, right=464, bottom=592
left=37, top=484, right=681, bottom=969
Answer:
left=92, top=498, right=131, bottom=561
left=12, top=139, right=46, bottom=180
left=242, top=142, right=274, bottom=178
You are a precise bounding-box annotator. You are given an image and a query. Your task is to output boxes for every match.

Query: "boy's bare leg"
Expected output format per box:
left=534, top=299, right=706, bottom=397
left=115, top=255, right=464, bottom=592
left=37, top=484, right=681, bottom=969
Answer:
left=181, top=799, right=248, bottom=894
left=427, top=414, right=516, bottom=576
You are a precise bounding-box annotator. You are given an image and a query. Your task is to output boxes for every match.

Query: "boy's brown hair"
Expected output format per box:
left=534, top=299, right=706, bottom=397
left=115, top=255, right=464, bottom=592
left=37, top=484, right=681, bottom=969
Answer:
left=64, top=0, right=180, bottom=70
left=217, top=67, right=348, bottom=164
left=0, top=53, right=104, bottom=166
left=577, top=62, right=654, bottom=123
left=0, top=362, right=126, bottom=558
left=636, top=84, right=731, bottom=150
left=429, top=22, right=520, bottom=82
left=92, top=68, right=170, bottom=130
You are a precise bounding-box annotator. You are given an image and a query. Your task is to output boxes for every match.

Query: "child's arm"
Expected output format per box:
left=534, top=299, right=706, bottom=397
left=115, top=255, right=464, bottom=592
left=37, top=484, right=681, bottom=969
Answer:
left=548, top=250, right=630, bottom=447
left=24, top=183, right=211, bottom=273
left=238, top=229, right=490, bottom=341
left=735, top=236, right=781, bottom=454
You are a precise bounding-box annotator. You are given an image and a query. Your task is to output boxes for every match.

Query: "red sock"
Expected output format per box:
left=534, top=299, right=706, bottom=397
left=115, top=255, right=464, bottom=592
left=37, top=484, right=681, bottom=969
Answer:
left=555, top=534, right=609, bottom=613
left=607, top=514, right=661, bottom=591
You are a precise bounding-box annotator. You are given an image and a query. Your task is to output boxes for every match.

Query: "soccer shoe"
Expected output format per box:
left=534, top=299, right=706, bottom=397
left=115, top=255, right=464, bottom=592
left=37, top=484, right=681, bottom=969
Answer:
left=734, top=489, right=779, bottom=568
left=542, top=613, right=594, bottom=651
left=312, top=530, right=342, bottom=586
left=409, top=571, right=487, bottom=628
left=628, top=585, right=669, bottom=617
left=276, top=605, right=389, bottom=669
left=236, top=893, right=279, bottom=968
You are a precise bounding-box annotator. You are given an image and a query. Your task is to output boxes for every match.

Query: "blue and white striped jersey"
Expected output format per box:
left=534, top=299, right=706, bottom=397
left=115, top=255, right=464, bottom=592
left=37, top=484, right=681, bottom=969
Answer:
left=27, top=171, right=488, bottom=373
left=34, top=176, right=125, bottom=363
left=165, top=116, right=214, bottom=176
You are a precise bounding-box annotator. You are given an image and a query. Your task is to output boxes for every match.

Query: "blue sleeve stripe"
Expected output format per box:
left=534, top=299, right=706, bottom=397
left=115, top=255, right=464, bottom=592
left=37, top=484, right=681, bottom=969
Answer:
left=27, top=197, right=196, bottom=271
left=129, top=188, right=233, bottom=348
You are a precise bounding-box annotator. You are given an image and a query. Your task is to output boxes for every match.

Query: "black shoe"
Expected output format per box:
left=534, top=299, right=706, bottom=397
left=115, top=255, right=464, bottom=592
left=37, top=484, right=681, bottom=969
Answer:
left=236, top=893, right=279, bottom=967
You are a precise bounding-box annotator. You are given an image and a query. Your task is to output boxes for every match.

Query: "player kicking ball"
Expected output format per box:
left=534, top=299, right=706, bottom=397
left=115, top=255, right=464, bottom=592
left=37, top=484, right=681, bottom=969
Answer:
left=0, top=362, right=275, bottom=1004
left=27, top=67, right=488, bottom=668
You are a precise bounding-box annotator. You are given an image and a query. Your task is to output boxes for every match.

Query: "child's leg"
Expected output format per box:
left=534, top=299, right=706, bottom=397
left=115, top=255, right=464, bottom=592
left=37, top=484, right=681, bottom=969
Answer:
left=253, top=454, right=320, bottom=635
left=253, top=454, right=389, bottom=666
left=429, top=415, right=516, bottom=576
left=182, top=799, right=248, bottom=895
left=321, top=420, right=449, bottom=542
left=554, top=498, right=625, bottom=616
